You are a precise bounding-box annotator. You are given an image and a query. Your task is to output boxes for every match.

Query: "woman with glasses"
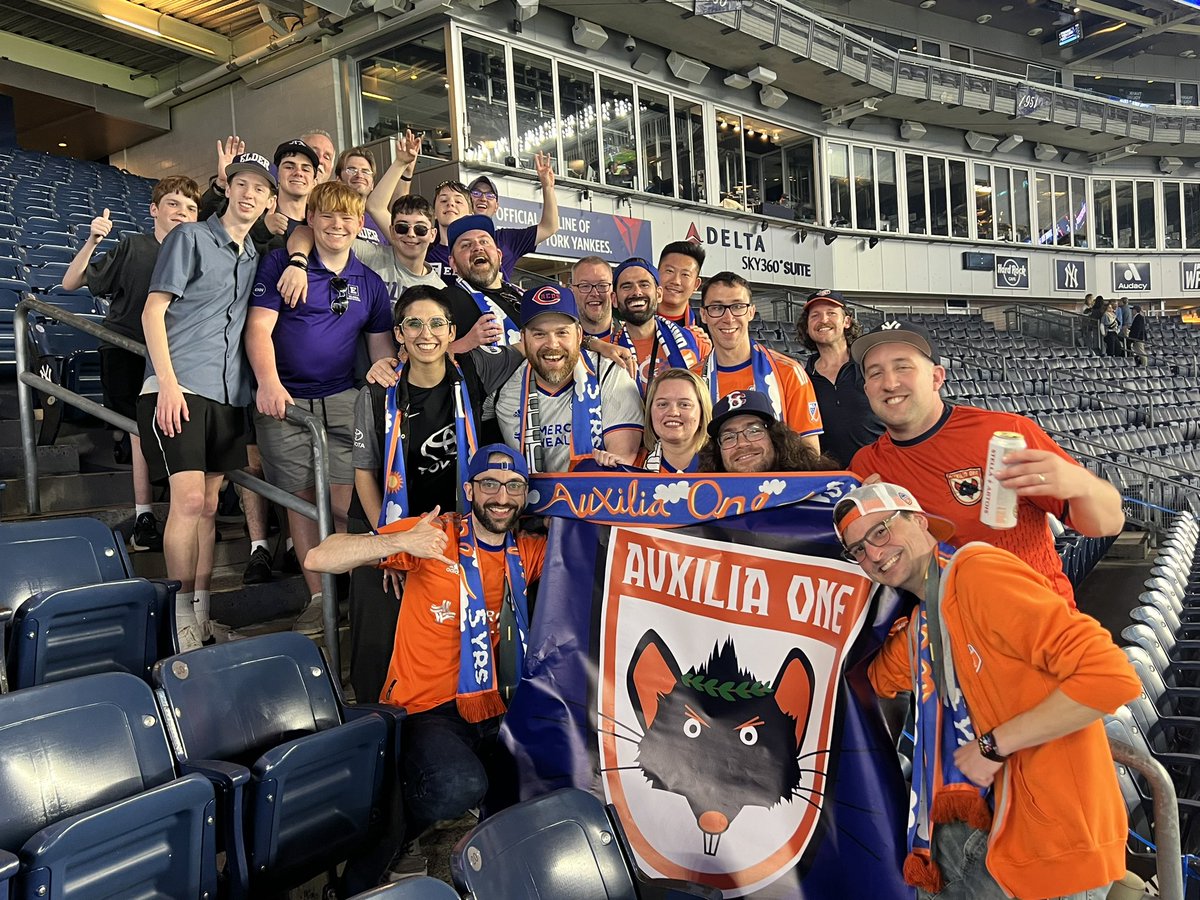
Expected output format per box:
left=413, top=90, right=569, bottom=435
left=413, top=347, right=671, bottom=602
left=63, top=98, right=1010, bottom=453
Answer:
left=698, top=389, right=839, bottom=474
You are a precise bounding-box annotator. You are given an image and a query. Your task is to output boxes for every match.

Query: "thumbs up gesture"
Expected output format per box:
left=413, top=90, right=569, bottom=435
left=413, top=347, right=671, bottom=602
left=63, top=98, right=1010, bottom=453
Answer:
left=89, top=208, right=113, bottom=244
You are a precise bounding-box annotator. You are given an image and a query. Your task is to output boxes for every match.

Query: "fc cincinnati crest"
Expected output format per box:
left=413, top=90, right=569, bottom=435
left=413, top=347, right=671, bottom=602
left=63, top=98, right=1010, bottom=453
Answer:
left=531, top=285, right=562, bottom=305
left=946, top=467, right=983, bottom=506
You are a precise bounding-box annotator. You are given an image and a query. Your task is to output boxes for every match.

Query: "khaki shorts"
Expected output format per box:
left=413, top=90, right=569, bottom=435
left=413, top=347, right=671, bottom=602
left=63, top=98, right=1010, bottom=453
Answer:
left=254, top=388, right=357, bottom=492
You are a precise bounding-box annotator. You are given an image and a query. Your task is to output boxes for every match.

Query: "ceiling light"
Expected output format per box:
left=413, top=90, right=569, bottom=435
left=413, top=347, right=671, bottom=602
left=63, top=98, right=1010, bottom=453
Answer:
left=919, top=0, right=935, bottom=6
left=976, top=14, right=992, bottom=23
left=102, top=13, right=216, bottom=54
left=1001, top=4, right=1013, bottom=10
left=1027, top=27, right=1043, bottom=36
left=362, top=91, right=393, bottom=102
left=57, top=142, right=67, bottom=148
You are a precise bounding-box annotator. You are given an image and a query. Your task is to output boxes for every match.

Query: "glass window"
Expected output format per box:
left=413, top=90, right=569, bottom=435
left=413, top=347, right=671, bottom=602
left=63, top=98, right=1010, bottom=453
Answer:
left=1053, top=174, right=1069, bottom=245
left=994, top=167, right=1012, bottom=242
left=877, top=150, right=898, bottom=232
left=512, top=47, right=554, bottom=167
left=784, top=138, right=817, bottom=222
left=949, top=160, right=968, bottom=238
left=716, top=113, right=746, bottom=209
left=1185, top=182, right=1200, bottom=249
left=906, top=153, right=927, bottom=235
left=827, top=142, right=851, bottom=227
left=974, top=163, right=993, bottom=241
left=460, top=34, right=510, bottom=164
left=928, top=155, right=948, bottom=237
left=599, top=75, right=636, bottom=189
left=1114, top=180, right=1134, bottom=249
left=1165, top=182, right=1183, bottom=249
left=1035, top=172, right=1052, bottom=245
left=1182, top=83, right=1199, bottom=107
left=853, top=146, right=876, bottom=231
left=1136, top=181, right=1156, bottom=249
left=637, top=87, right=673, bottom=196
left=1012, top=169, right=1031, bottom=243
left=1070, top=176, right=1086, bottom=247
left=359, top=31, right=451, bottom=158
left=675, top=102, right=706, bottom=203
left=558, top=64, right=599, bottom=182
left=744, top=118, right=799, bottom=218
left=1093, top=179, right=1114, bottom=248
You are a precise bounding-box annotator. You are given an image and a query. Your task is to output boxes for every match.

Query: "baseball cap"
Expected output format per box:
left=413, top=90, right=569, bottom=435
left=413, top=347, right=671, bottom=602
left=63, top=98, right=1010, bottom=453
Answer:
left=613, top=257, right=660, bottom=287
left=446, top=214, right=497, bottom=249
left=467, top=443, right=529, bottom=481
left=708, top=389, right=777, bottom=438
left=225, top=152, right=278, bottom=192
left=467, top=175, right=500, bottom=199
left=833, top=482, right=955, bottom=545
left=273, top=139, right=321, bottom=172
left=850, top=320, right=940, bottom=368
left=521, top=284, right=579, bottom=327
left=802, top=288, right=846, bottom=316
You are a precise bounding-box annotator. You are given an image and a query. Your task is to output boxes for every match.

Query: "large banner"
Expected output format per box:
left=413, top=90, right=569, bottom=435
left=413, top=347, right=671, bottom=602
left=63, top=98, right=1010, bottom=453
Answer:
left=500, top=473, right=913, bottom=898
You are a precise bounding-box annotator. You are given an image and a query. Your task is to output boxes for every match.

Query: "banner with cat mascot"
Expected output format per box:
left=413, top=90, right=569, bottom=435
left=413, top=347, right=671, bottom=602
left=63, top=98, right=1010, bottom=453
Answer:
left=498, top=471, right=913, bottom=899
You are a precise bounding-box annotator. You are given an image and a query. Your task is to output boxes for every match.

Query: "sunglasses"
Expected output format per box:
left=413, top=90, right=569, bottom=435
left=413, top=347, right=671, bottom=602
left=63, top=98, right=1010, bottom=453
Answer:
left=393, top=222, right=431, bottom=237
left=330, top=277, right=350, bottom=316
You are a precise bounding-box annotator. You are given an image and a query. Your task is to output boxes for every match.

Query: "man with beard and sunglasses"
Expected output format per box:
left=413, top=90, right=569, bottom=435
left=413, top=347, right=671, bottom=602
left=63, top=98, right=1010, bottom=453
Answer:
left=246, top=181, right=396, bottom=639
left=305, top=444, right=546, bottom=886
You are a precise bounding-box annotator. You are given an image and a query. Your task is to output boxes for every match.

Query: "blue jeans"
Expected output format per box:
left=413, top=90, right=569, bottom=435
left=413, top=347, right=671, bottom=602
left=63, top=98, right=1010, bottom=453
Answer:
left=918, top=821, right=1113, bottom=900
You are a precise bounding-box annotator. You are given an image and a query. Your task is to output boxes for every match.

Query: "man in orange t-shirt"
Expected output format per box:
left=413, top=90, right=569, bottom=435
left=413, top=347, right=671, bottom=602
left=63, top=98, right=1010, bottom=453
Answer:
left=696, top=271, right=823, bottom=452
left=305, top=443, right=545, bottom=875
left=849, top=320, right=1124, bottom=605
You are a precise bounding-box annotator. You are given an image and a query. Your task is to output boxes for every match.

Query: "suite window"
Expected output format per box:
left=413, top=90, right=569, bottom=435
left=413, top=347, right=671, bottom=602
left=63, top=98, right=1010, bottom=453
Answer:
left=827, top=142, right=851, bottom=227
left=1070, top=177, right=1086, bottom=247
left=743, top=119, right=801, bottom=219
left=1093, top=179, right=1114, bottom=248
left=905, top=153, right=927, bottom=235
left=1114, top=180, right=1134, bottom=249
left=1136, top=181, right=1157, bottom=250
left=877, top=150, right=898, bottom=232
left=784, top=138, right=817, bottom=222
left=675, top=102, right=707, bottom=203
left=599, top=76, right=636, bottom=189
left=928, top=155, right=948, bottom=237
left=512, top=48, right=554, bottom=166
left=460, top=35, right=510, bottom=163
left=1034, top=171, right=1052, bottom=245
left=974, top=164, right=993, bottom=242
left=716, top=113, right=748, bottom=209
left=559, top=64, right=599, bottom=182
left=1165, top=182, right=1183, bottom=249
left=1012, top=168, right=1031, bottom=243
left=1184, top=183, right=1200, bottom=249
left=993, top=167, right=1012, bottom=242
left=638, top=87, right=674, bottom=196
left=852, top=145, right=876, bottom=231
left=1053, top=175, right=1069, bottom=245
left=359, top=31, right=452, bottom=157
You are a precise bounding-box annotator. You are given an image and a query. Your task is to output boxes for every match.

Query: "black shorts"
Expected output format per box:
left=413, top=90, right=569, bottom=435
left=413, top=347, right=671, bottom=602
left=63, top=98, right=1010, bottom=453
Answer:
left=137, top=392, right=248, bottom=485
left=99, top=346, right=146, bottom=422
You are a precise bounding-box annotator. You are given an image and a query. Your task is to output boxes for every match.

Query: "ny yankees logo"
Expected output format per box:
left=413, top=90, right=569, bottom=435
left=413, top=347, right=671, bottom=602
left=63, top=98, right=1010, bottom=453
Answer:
left=880, top=320, right=903, bottom=330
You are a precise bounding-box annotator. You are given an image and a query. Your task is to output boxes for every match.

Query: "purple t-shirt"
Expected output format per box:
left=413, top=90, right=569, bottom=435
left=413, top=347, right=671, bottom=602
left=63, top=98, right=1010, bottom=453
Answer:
left=426, top=223, right=538, bottom=279
left=250, top=248, right=392, bottom=399
left=359, top=212, right=389, bottom=247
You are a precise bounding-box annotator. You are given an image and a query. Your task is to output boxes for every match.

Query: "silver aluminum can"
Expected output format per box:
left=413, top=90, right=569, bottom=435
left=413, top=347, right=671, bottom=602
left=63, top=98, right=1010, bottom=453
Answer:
left=981, top=431, right=1026, bottom=529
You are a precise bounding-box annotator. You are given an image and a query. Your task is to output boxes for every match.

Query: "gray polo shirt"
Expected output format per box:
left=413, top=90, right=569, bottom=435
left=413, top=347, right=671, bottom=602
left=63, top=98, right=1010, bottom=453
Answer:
left=147, top=216, right=258, bottom=407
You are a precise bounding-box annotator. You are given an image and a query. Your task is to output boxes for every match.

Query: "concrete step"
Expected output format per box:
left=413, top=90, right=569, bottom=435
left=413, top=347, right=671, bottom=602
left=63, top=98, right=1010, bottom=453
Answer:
left=1110, top=530, right=1152, bottom=561
left=2, top=471, right=136, bottom=517
left=0, top=444, right=79, bottom=478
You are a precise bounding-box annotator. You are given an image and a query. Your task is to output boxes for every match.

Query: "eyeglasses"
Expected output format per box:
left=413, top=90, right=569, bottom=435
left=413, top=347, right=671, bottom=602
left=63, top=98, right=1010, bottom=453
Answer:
left=703, top=303, right=752, bottom=318
left=717, top=423, right=768, bottom=449
left=400, top=316, right=452, bottom=336
left=393, top=222, right=431, bottom=237
left=571, top=281, right=612, bottom=294
left=342, top=166, right=373, bottom=177
left=330, top=277, right=350, bottom=316
left=471, top=477, right=528, bottom=496
left=470, top=189, right=498, bottom=201
left=841, top=512, right=902, bottom=562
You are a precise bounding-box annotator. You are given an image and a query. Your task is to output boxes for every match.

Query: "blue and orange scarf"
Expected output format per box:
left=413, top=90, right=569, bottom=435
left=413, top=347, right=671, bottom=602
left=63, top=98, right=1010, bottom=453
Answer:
left=703, top=340, right=785, bottom=415
left=518, top=357, right=603, bottom=472
left=612, top=316, right=701, bottom=394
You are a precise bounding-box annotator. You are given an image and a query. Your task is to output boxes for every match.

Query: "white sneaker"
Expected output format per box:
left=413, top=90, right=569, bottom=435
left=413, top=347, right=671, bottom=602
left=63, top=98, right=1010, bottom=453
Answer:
left=177, top=622, right=203, bottom=652
left=292, top=596, right=325, bottom=636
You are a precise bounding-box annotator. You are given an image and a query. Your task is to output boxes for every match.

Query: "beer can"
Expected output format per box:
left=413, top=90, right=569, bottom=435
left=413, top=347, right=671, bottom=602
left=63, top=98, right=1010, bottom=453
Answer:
left=981, top=431, right=1026, bottom=529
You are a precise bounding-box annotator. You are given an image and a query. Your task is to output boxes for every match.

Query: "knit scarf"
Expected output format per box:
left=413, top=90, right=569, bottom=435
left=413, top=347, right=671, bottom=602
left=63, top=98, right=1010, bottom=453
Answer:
left=378, top=359, right=479, bottom=526
left=456, top=276, right=520, bottom=346
left=518, top=357, right=603, bottom=472
left=704, top=340, right=785, bottom=417
left=456, top=514, right=529, bottom=723
left=903, top=546, right=993, bottom=893
left=613, top=316, right=700, bottom=394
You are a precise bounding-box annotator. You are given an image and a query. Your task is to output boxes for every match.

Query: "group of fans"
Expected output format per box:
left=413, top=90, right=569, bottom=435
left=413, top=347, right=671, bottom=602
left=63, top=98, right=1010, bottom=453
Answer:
left=72, top=129, right=1141, bottom=898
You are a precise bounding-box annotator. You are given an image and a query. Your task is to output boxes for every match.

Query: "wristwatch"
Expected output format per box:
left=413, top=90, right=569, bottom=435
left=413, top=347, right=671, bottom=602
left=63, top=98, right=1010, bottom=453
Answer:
left=977, top=730, right=1008, bottom=763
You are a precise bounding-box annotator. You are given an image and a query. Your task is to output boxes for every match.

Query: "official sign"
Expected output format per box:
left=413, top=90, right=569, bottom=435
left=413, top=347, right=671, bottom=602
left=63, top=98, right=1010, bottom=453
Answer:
left=1114, top=261, right=1152, bottom=292
left=1015, top=84, right=1050, bottom=118
left=495, top=198, right=653, bottom=262
left=1054, top=259, right=1086, bottom=292
left=995, top=255, right=1030, bottom=289
left=1182, top=260, right=1200, bottom=293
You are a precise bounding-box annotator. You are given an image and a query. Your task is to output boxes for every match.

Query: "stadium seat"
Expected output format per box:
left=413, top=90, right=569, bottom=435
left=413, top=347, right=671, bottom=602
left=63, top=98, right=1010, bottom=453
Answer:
left=23, top=244, right=75, bottom=265
left=27, top=263, right=70, bottom=293
left=26, top=311, right=104, bottom=442
left=0, top=673, right=218, bottom=899
left=451, top=788, right=722, bottom=900
left=0, top=516, right=132, bottom=612
left=152, top=632, right=401, bottom=900
left=347, top=879, right=461, bottom=898
left=6, top=578, right=176, bottom=690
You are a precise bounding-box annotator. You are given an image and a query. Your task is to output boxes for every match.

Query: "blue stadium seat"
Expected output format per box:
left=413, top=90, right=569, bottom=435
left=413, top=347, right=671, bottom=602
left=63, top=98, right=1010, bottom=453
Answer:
left=348, top=879, right=461, bottom=899
left=0, top=257, right=26, bottom=281
left=40, top=289, right=97, bottom=314
left=0, top=673, right=218, bottom=899
left=0, top=516, right=132, bottom=612
left=152, top=632, right=402, bottom=900
left=24, top=244, right=75, bottom=265
left=26, top=311, right=104, bottom=441
left=451, top=788, right=722, bottom=900
left=28, top=263, right=70, bottom=292
left=6, top=578, right=176, bottom=690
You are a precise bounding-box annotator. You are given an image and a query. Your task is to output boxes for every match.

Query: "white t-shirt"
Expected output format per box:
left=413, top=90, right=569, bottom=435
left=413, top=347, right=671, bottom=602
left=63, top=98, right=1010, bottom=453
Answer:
left=357, top=243, right=447, bottom=301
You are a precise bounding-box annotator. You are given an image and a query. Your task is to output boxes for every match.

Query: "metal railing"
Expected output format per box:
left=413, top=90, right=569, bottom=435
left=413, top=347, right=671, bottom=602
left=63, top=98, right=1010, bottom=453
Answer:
left=1005, top=304, right=1101, bottom=353
left=13, top=295, right=342, bottom=674
left=1108, top=736, right=1185, bottom=900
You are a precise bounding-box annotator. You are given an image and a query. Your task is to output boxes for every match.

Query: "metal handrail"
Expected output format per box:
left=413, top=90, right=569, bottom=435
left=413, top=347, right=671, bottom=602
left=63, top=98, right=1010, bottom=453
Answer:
left=13, top=295, right=341, bottom=674
left=1108, top=736, right=1184, bottom=900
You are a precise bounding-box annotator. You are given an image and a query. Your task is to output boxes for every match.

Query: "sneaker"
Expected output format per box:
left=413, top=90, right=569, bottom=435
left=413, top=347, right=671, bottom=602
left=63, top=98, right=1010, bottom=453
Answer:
left=293, top=595, right=325, bottom=636
left=131, top=512, right=163, bottom=552
left=282, top=546, right=302, bottom=574
left=201, top=620, right=244, bottom=644
left=243, top=546, right=273, bottom=585
left=177, top=622, right=203, bottom=652
left=384, top=842, right=428, bottom=882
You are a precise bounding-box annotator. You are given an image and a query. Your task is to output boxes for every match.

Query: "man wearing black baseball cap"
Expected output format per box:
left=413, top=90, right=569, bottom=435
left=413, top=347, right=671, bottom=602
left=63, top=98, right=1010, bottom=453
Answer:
left=849, top=319, right=1123, bottom=604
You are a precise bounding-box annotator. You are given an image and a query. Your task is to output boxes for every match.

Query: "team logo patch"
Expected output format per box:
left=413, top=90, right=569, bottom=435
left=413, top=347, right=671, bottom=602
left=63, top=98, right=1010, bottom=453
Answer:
left=946, top=467, right=983, bottom=506
left=531, top=285, right=562, bottom=305
left=430, top=600, right=455, bottom=624
left=807, top=401, right=819, bottom=423
left=726, top=391, right=747, bottom=409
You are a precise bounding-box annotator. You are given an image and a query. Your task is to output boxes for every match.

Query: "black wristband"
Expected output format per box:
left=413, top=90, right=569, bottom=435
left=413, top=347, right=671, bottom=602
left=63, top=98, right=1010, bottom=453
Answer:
left=290, top=251, right=308, bottom=260
left=287, top=259, right=308, bottom=271
left=399, top=174, right=412, bottom=182
left=978, top=730, right=1008, bottom=763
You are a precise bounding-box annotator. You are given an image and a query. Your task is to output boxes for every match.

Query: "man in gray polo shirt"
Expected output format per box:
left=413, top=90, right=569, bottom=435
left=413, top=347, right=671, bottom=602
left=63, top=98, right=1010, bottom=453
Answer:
left=138, top=151, right=277, bottom=651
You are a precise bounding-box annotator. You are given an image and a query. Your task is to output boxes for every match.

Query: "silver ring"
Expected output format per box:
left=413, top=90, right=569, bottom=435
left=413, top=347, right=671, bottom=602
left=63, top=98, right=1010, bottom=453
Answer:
left=1037, top=473, right=1047, bottom=484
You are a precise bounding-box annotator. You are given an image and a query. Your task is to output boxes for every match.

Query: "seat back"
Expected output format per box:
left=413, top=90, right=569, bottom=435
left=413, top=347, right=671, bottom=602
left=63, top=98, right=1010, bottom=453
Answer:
left=1122, top=624, right=1173, bottom=679
left=0, top=517, right=130, bottom=612
left=8, top=578, right=172, bottom=689
left=153, top=631, right=342, bottom=764
left=1124, top=646, right=1170, bottom=711
left=348, top=878, right=461, bottom=899
left=451, top=788, right=639, bottom=900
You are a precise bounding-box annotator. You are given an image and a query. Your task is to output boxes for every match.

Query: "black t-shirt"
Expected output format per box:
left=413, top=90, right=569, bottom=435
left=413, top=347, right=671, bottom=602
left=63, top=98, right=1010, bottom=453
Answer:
left=406, top=373, right=459, bottom=517
left=86, top=232, right=161, bottom=343
left=444, top=280, right=523, bottom=341
left=805, top=354, right=886, bottom=468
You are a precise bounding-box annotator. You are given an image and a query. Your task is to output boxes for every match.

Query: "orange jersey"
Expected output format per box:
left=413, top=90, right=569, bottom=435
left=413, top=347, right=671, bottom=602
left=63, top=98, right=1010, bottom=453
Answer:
left=703, top=347, right=823, bottom=437
left=376, top=514, right=546, bottom=714
left=851, top=404, right=1078, bottom=604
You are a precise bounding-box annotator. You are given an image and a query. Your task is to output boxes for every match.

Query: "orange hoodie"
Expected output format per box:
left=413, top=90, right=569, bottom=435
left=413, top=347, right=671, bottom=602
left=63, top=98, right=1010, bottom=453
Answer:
left=870, top=543, right=1141, bottom=899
